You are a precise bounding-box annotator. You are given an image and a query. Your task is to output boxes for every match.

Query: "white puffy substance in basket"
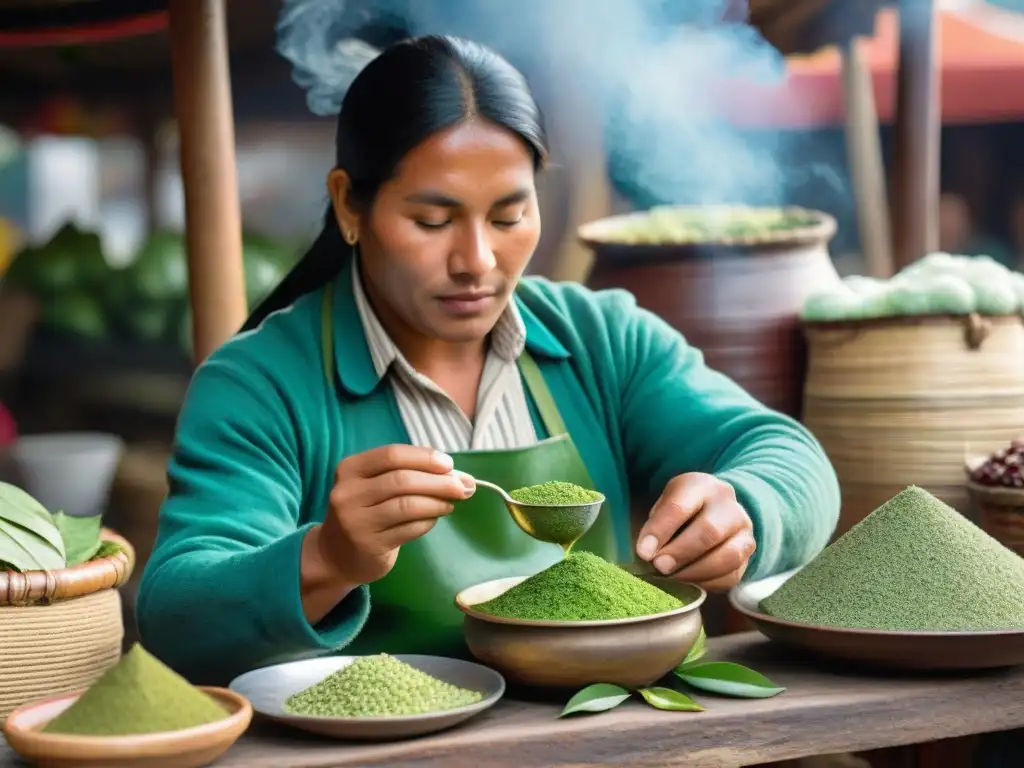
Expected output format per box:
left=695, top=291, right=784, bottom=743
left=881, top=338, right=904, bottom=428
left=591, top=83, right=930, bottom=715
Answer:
left=802, top=253, right=1024, bottom=322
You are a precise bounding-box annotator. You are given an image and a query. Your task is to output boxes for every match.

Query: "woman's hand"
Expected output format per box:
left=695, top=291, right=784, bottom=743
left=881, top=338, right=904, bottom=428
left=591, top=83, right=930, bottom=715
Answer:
left=300, top=444, right=474, bottom=623
left=635, top=473, right=756, bottom=592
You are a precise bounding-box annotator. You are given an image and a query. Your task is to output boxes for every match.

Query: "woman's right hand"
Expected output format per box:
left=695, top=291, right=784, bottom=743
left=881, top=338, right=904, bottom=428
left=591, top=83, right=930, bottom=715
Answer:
left=300, top=445, right=473, bottom=623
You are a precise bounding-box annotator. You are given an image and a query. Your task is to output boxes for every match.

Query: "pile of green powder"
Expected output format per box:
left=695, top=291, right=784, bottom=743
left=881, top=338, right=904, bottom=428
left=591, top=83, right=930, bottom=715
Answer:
left=284, top=654, right=483, bottom=717
left=473, top=551, right=683, bottom=621
left=43, top=644, right=228, bottom=736
left=760, top=485, right=1024, bottom=631
left=508, top=480, right=602, bottom=505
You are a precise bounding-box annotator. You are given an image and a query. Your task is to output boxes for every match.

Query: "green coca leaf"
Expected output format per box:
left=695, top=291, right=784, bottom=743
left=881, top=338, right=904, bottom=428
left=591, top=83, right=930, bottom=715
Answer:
left=638, top=686, right=704, bottom=712
left=0, top=482, right=52, bottom=523
left=0, top=518, right=66, bottom=572
left=675, top=661, right=785, bottom=699
left=677, top=625, right=707, bottom=669
left=91, top=540, right=122, bottom=560
left=52, top=511, right=103, bottom=566
left=0, top=482, right=65, bottom=559
left=559, top=683, right=632, bottom=717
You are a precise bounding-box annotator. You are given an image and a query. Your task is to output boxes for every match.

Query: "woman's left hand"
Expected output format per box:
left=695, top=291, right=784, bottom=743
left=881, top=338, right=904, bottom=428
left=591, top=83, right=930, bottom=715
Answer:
left=635, top=473, right=756, bottom=592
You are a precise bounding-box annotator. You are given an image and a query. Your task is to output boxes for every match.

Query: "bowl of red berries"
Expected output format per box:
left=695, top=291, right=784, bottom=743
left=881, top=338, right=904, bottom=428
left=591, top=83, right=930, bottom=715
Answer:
left=966, top=438, right=1024, bottom=557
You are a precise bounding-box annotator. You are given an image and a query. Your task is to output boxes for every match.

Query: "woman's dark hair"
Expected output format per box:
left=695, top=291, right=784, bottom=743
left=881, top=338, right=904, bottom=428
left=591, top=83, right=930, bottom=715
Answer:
left=242, top=34, right=548, bottom=331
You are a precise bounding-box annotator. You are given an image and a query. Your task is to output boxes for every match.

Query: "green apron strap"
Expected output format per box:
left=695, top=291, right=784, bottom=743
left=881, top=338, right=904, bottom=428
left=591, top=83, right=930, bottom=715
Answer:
left=518, top=351, right=568, bottom=438
left=320, top=281, right=567, bottom=439
left=321, top=282, right=335, bottom=386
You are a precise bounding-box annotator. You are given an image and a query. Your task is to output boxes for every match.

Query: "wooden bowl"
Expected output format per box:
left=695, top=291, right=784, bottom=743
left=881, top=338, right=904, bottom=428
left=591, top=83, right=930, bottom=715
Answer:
left=730, top=570, right=1024, bottom=671
left=2, top=687, right=252, bottom=768
left=455, top=573, right=705, bottom=689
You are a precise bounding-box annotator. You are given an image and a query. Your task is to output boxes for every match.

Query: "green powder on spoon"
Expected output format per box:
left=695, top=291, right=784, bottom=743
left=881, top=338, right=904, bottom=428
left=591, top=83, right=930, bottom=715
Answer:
left=43, top=644, right=228, bottom=736
left=508, top=481, right=602, bottom=505
left=760, top=485, right=1024, bottom=631
left=285, top=654, right=483, bottom=717
left=474, top=551, right=683, bottom=621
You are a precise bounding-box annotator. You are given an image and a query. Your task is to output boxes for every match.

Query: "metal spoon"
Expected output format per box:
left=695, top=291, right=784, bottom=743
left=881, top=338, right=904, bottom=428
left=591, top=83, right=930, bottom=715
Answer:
left=473, top=479, right=606, bottom=554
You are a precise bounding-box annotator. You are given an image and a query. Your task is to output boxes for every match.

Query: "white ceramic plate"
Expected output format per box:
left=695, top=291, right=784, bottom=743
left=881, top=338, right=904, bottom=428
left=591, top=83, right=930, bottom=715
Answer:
left=728, top=568, right=800, bottom=614
left=228, top=654, right=505, bottom=740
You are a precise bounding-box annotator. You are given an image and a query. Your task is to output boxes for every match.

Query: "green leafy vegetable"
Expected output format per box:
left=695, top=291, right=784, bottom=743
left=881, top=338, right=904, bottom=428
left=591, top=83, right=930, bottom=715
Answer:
left=40, top=291, right=109, bottom=340
left=675, top=661, right=786, bottom=699
left=52, top=512, right=103, bottom=567
left=3, top=223, right=109, bottom=298
left=559, top=684, right=631, bottom=717
left=638, top=687, right=704, bottom=712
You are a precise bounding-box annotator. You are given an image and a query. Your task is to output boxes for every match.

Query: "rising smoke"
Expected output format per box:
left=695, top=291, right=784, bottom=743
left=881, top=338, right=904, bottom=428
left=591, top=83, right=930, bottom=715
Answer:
left=275, top=0, right=847, bottom=212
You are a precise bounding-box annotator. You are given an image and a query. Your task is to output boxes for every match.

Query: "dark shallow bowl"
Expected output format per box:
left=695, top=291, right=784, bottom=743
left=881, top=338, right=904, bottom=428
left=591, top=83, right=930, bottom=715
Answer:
left=730, top=569, right=1024, bottom=671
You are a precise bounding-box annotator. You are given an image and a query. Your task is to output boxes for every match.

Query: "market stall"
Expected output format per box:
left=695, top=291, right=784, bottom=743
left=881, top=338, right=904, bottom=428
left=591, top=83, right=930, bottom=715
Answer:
left=4, top=3, right=1024, bottom=768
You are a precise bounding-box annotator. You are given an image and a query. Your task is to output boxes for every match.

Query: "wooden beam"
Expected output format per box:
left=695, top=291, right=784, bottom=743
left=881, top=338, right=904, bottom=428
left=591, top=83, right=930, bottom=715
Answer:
left=891, top=0, right=941, bottom=272
left=169, top=0, right=247, bottom=363
left=841, top=38, right=893, bottom=279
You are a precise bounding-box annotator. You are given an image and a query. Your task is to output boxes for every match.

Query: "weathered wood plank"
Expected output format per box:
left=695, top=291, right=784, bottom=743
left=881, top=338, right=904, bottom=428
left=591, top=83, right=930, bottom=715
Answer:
left=211, top=633, right=1024, bottom=767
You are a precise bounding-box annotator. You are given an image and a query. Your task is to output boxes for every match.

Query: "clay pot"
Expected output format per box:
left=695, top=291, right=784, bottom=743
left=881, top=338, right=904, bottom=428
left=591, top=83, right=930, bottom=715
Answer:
left=579, top=206, right=841, bottom=418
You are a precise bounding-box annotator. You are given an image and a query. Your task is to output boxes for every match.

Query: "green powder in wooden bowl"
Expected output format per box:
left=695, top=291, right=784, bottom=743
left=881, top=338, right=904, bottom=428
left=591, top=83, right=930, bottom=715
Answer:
left=473, top=551, right=683, bottom=622
left=759, top=485, right=1024, bottom=631
left=43, top=644, right=228, bottom=736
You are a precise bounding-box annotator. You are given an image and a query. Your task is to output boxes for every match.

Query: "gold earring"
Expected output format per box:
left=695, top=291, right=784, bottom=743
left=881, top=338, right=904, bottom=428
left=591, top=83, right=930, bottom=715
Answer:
left=343, top=229, right=358, bottom=246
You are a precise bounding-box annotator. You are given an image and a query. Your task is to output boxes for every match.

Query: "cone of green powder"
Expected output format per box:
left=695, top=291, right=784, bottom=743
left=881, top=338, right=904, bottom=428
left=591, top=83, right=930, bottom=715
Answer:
left=43, top=644, right=229, bottom=736
left=760, top=485, right=1024, bottom=631
left=473, top=551, right=684, bottom=622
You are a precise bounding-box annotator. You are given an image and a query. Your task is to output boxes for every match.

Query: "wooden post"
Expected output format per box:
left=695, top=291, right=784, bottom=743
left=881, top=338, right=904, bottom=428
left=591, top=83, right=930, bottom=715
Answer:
left=168, top=0, right=247, bottom=363
left=841, top=39, right=894, bottom=279
left=891, top=0, right=941, bottom=272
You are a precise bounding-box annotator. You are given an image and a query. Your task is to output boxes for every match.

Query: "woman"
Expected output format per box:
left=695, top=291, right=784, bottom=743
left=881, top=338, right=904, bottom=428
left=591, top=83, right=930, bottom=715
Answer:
left=137, top=35, right=840, bottom=684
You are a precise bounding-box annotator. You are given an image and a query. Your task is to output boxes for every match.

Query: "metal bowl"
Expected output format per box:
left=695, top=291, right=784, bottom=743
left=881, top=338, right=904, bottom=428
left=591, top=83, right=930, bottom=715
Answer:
left=455, top=573, right=705, bottom=689
left=505, top=494, right=605, bottom=550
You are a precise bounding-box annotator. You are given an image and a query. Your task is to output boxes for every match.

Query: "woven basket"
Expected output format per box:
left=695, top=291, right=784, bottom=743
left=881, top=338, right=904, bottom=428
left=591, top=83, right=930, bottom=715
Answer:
left=803, top=313, right=1024, bottom=536
left=0, top=529, right=135, bottom=721
left=965, top=479, right=1024, bottom=557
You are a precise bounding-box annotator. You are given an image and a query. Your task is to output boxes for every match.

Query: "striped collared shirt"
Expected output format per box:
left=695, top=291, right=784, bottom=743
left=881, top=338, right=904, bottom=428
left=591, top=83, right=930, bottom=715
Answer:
left=351, top=264, right=539, bottom=452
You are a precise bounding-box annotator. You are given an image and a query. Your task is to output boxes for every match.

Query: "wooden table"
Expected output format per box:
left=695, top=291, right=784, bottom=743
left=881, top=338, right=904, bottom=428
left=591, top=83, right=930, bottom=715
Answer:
left=3, top=632, right=1023, bottom=767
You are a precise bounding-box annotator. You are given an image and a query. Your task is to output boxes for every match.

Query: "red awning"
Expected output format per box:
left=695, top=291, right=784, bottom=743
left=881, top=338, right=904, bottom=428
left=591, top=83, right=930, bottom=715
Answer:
left=724, top=4, right=1024, bottom=128
left=0, top=11, right=168, bottom=48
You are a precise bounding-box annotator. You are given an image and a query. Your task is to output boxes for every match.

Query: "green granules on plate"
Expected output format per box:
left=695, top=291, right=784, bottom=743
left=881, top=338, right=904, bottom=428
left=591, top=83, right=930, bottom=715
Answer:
left=43, top=644, right=228, bottom=736
left=759, top=486, right=1024, bottom=631
left=473, top=551, right=683, bottom=621
left=508, top=481, right=602, bottom=505
left=284, top=654, right=483, bottom=718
